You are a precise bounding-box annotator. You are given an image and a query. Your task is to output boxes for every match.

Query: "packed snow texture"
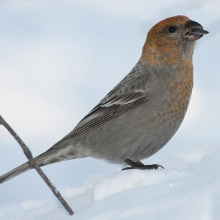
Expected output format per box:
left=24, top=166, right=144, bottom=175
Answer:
left=1, top=144, right=220, bottom=220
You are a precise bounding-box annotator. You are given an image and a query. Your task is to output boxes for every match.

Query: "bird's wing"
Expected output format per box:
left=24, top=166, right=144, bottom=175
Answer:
left=54, top=91, right=149, bottom=145
left=52, top=63, right=151, bottom=146
left=74, top=91, right=149, bottom=130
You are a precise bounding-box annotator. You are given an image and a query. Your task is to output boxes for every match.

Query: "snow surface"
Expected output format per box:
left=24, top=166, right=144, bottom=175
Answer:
left=1, top=144, right=220, bottom=220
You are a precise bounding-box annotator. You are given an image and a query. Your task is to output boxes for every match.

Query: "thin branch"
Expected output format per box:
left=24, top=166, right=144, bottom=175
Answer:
left=0, top=115, right=74, bottom=215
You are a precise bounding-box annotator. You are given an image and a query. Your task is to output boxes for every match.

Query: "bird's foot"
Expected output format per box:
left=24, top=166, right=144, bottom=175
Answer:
left=122, top=159, right=164, bottom=171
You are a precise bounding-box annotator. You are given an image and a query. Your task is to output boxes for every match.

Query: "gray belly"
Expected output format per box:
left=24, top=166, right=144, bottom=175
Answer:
left=70, top=98, right=186, bottom=164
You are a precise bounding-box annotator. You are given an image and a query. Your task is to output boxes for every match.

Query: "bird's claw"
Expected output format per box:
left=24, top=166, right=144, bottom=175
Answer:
left=122, top=159, right=164, bottom=171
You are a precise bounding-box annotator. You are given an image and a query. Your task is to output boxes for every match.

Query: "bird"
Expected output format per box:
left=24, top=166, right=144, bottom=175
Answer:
left=0, top=15, right=208, bottom=184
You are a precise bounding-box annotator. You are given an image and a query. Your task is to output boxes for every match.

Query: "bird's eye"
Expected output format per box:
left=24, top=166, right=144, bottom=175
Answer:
left=168, top=26, right=176, bottom=33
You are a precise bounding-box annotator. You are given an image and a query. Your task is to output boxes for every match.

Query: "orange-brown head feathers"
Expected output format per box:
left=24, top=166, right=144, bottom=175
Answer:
left=140, top=15, right=208, bottom=67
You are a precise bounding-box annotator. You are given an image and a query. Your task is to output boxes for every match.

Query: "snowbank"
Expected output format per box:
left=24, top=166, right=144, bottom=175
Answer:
left=1, top=144, right=220, bottom=220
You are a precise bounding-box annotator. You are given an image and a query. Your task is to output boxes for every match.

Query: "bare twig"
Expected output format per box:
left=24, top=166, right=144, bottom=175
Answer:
left=0, top=115, right=74, bottom=215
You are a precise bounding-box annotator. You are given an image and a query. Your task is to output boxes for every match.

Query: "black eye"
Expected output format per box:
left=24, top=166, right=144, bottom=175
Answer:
left=169, top=26, right=176, bottom=33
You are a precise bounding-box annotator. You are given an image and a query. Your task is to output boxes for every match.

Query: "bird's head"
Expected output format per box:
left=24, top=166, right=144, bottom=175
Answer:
left=141, top=15, right=208, bottom=67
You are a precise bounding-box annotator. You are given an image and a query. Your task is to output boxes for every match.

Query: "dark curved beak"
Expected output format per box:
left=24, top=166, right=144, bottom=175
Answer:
left=184, top=20, right=209, bottom=40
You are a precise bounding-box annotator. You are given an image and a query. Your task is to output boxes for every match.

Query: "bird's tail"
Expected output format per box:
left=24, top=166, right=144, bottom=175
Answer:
left=0, top=146, right=78, bottom=185
left=0, top=162, right=31, bottom=184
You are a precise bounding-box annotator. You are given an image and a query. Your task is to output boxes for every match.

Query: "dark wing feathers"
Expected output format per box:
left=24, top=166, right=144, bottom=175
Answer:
left=51, top=63, right=152, bottom=147
left=53, top=91, right=150, bottom=145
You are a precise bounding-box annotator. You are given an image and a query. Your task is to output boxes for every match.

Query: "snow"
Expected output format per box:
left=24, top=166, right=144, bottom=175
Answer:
left=1, top=144, right=220, bottom=220
left=93, top=169, right=188, bottom=201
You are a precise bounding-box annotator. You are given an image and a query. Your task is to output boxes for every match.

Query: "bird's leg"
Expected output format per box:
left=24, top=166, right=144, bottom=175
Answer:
left=122, top=159, right=164, bottom=171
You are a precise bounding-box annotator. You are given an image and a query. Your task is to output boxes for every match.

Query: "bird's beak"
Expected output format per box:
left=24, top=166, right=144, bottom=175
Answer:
left=183, top=20, right=209, bottom=41
left=190, top=28, right=209, bottom=36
